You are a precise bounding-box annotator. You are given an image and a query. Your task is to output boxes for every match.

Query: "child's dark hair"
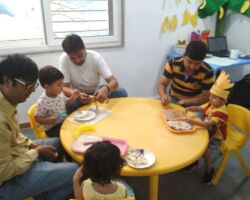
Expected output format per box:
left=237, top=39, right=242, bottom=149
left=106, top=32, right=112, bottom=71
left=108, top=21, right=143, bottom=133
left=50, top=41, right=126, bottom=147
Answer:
left=184, top=41, right=207, bottom=61
left=39, top=65, right=64, bottom=88
left=81, top=141, right=125, bottom=185
left=0, top=54, right=38, bottom=85
left=62, top=34, right=85, bottom=54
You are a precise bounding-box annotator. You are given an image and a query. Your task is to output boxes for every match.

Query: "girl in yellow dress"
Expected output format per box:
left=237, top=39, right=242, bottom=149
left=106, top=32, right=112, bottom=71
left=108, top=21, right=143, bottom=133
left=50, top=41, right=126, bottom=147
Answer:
left=73, top=141, right=134, bottom=200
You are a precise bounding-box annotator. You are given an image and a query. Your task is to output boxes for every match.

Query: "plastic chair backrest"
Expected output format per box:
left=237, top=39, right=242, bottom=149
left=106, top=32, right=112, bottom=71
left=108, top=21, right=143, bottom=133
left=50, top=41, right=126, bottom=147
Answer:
left=69, top=198, right=135, bottom=200
left=120, top=197, right=135, bottom=200
left=27, top=104, right=47, bottom=139
left=226, top=104, right=250, bottom=147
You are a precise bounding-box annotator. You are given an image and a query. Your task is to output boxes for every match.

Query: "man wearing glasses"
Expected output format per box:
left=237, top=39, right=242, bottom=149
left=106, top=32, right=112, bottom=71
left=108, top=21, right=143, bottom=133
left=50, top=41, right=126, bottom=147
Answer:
left=0, top=54, right=78, bottom=199
left=14, top=78, right=39, bottom=91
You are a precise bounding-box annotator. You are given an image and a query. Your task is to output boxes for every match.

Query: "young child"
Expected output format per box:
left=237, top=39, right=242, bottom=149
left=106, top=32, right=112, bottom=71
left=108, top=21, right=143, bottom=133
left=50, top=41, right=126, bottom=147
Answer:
left=35, top=65, right=79, bottom=137
left=184, top=71, right=234, bottom=184
left=73, top=141, right=135, bottom=200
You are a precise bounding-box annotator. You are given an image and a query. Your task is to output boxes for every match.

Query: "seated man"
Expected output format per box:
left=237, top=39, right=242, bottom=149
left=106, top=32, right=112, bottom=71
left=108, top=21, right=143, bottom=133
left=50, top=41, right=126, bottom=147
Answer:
left=157, top=41, right=214, bottom=107
left=0, top=54, right=78, bottom=200
left=59, top=34, right=128, bottom=113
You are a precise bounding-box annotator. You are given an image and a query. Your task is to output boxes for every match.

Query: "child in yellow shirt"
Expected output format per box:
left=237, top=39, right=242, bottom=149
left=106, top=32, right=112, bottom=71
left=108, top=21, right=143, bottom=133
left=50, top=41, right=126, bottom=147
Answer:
left=184, top=71, right=234, bottom=184
left=73, top=141, right=135, bottom=200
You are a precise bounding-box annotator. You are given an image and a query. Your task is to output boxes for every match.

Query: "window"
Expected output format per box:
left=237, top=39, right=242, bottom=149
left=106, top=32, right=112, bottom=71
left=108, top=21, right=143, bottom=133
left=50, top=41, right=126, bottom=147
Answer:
left=0, top=0, right=44, bottom=47
left=0, top=0, right=122, bottom=55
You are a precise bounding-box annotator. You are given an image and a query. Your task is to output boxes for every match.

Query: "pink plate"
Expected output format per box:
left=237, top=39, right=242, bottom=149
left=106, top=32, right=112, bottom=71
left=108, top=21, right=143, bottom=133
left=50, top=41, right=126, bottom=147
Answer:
left=102, top=136, right=128, bottom=157
left=71, top=135, right=128, bottom=157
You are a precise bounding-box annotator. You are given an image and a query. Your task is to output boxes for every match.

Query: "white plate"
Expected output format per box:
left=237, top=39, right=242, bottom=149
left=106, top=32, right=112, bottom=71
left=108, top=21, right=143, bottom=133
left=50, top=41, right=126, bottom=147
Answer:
left=71, top=135, right=103, bottom=153
left=125, top=149, right=156, bottom=169
left=74, top=110, right=96, bottom=122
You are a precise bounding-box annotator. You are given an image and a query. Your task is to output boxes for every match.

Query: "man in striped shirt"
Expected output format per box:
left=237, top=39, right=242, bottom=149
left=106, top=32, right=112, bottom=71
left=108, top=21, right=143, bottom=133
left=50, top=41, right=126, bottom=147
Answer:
left=157, top=41, right=214, bottom=107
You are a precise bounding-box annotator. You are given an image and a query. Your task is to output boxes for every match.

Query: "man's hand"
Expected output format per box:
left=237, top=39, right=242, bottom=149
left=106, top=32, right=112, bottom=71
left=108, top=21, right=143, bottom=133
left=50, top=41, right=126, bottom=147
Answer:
left=93, top=86, right=109, bottom=103
left=78, top=93, right=91, bottom=104
left=29, top=143, right=40, bottom=149
left=177, top=99, right=185, bottom=107
left=35, top=145, right=58, bottom=162
left=184, top=107, right=189, bottom=114
left=160, top=94, right=171, bottom=107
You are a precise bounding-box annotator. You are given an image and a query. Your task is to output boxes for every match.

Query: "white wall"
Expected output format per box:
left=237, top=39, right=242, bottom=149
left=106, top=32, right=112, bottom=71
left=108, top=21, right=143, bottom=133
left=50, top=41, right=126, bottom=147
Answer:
left=224, top=12, right=250, bottom=78
left=225, top=12, right=250, bottom=54
left=14, top=0, right=215, bottom=123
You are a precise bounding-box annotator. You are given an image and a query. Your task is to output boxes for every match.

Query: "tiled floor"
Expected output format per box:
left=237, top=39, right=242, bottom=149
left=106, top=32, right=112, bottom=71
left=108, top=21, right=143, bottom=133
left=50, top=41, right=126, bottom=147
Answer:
left=22, top=128, right=250, bottom=200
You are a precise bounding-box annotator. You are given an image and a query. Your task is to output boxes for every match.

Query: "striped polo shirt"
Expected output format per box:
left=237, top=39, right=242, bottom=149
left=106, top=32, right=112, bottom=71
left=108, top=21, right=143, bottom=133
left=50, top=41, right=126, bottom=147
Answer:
left=163, top=57, right=214, bottom=99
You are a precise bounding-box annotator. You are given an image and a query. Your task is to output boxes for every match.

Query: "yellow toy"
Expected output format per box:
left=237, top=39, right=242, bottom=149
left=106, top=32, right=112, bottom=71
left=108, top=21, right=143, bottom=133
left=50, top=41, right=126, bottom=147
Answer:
left=73, top=124, right=96, bottom=139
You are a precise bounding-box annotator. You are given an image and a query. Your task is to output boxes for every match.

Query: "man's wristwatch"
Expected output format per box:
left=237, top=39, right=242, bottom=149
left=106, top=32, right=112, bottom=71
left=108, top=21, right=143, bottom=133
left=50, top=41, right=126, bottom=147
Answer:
left=99, top=84, right=111, bottom=95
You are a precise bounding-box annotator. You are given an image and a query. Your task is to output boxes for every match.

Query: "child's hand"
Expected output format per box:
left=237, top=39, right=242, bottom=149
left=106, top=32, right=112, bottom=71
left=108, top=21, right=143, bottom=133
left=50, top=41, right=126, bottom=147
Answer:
left=72, top=89, right=80, bottom=98
left=78, top=93, right=91, bottom=104
left=29, top=143, right=40, bottom=149
left=183, top=117, right=195, bottom=125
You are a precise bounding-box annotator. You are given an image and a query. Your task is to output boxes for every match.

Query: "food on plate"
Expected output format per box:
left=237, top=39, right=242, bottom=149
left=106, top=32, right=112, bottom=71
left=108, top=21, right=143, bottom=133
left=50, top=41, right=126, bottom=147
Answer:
left=164, top=109, right=186, bottom=120
left=167, top=120, right=192, bottom=131
left=77, top=111, right=89, bottom=119
left=126, top=150, right=148, bottom=166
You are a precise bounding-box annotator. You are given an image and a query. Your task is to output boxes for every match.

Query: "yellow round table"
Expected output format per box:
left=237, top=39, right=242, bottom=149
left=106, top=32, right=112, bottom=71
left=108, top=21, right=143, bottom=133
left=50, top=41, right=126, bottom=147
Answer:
left=61, top=97, right=209, bottom=200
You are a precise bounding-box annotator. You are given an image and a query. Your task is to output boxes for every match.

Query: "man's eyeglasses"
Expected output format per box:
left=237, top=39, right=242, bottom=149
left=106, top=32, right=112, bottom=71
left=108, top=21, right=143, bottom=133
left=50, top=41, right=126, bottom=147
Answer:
left=14, top=78, right=39, bottom=91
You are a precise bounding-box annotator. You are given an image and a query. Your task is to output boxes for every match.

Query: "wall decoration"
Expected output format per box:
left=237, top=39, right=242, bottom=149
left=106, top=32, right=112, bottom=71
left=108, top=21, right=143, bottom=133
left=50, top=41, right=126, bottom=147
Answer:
left=190, top=12, right=198, bottom=27
left=182, top=9, right=191, bottom=26
left=170, top=15, right=178, bottom=31
left=162, top=0, right=201, bottom=32
left=163, top=16, right=170, bottom=32
left=197, top=0, right=250, bottom=35
left=182, top=10, right=198, bottom=27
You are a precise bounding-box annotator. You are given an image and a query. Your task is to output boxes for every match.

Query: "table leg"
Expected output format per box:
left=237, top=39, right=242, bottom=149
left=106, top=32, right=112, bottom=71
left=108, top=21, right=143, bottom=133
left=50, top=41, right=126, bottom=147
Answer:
left=149, top=175, right=159, bottom=200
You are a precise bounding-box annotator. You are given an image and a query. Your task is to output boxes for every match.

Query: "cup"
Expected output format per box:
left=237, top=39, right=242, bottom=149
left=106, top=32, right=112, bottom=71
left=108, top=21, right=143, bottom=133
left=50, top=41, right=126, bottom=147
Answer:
left=230, top=49, right=241, bottom=59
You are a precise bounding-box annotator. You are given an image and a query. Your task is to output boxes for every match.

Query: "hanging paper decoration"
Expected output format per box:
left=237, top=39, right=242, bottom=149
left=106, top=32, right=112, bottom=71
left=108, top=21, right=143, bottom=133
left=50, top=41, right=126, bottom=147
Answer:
left=190, top=12, right=198, bottom=27
left=162, top=0, right=203, bottom=32
left=163, top=17, right=170, bottom=32
left=182, top=9, right=191, bottom=25
left=170, top=15, right=178, bottom=31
